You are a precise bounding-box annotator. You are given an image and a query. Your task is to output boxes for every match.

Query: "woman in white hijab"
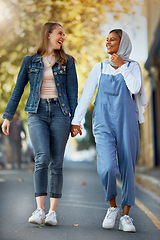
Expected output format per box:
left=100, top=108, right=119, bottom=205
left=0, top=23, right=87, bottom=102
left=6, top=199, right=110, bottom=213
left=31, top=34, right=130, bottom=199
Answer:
left=71, top=29, right=147, bottom=232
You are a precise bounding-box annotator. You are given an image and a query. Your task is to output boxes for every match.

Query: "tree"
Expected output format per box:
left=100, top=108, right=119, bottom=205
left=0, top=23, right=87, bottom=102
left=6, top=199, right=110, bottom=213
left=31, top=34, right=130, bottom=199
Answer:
left=0, top=0, right=141, bottom=147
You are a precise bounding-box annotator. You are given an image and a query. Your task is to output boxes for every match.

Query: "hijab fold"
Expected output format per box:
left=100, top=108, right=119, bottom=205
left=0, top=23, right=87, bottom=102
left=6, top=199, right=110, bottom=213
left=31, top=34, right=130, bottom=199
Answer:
left=106, top=30, right=147, bottom=124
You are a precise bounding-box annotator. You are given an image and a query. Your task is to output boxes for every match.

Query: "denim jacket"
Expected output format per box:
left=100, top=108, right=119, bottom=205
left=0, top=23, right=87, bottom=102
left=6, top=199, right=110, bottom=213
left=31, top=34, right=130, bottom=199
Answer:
left=3, top=54, right=78, bottom=121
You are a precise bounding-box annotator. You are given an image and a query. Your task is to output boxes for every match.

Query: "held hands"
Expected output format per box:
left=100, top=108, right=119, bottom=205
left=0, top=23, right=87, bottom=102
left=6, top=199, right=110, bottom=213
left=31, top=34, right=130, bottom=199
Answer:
left=111, top=53, right=125, bottom=67
left=1, top=119, right=10, bottom=136
left=70, top=124, right=82, bottom=137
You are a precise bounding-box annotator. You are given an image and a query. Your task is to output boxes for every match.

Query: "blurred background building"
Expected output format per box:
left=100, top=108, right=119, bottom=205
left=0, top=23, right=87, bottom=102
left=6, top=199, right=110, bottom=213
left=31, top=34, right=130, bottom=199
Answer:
left=139, top=0, right=160, bottom=168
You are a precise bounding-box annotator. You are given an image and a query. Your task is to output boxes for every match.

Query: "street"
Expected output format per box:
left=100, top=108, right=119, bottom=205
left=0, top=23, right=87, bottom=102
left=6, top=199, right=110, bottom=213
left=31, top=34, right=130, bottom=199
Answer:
left=0, top=160, right=160, bottom=240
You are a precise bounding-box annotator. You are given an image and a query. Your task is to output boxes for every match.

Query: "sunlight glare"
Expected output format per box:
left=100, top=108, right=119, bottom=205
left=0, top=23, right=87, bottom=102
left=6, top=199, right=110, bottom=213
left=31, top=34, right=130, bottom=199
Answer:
left=0, top=2, right=11, bottom=22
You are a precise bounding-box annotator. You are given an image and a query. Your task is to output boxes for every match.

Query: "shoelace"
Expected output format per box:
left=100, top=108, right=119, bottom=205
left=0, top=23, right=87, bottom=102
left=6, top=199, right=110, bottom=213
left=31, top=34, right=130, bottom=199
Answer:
left=46, top=211, right=55, bottom=218
left=106, top=208, right=117, bottom=219
left=32, top=209, right=42, bottom=216
left=123, top=216, right=134, bottom=225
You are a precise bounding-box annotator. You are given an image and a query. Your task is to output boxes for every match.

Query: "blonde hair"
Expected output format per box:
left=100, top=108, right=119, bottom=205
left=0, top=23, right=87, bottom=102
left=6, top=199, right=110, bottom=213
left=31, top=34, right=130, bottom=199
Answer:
left=36, top=22, right=68, bottom=66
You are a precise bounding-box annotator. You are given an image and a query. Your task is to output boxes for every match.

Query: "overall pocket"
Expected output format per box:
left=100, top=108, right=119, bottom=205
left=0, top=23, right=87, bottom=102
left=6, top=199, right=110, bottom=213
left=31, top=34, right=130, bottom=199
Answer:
left=102, top=74, right=121, bottom=96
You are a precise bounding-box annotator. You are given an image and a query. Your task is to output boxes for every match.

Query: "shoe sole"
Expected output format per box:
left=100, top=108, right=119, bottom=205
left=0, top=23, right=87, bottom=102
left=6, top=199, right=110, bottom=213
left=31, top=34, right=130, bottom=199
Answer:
left=45, top=221, right=57, bottom=226
left=119, top=225, right=136, bottom=232
left=102, top=225, right=114, bottom=229
left=28, top=219, right=45, bottom=225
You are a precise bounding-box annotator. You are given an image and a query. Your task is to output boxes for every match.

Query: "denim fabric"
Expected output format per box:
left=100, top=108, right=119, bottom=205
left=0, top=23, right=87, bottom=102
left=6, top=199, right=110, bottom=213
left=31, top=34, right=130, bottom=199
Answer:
left=28, top=99, right=70, bottom=198
left=3, top=54, right=78, bottom=121
left=93, top=63, right=140, bottom=208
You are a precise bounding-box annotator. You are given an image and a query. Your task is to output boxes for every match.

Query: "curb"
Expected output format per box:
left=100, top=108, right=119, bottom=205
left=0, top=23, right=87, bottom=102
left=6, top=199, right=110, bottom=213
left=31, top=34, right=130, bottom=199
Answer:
left=135, top=173, right=160, bottom=197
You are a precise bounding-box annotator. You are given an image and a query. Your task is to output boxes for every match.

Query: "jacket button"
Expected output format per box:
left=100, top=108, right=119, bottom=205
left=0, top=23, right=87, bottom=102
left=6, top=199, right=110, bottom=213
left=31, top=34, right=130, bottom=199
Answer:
left=60, top=70, right=63, bottom=73
left=59, top=93, right=62, bottom=97
left=62, top=103, right=65, bottom=107
left=54, top=72, right=57, bottom=75
left=65, top=111, right=68, bottom=114
left=57, top=83, right=60, bottom=86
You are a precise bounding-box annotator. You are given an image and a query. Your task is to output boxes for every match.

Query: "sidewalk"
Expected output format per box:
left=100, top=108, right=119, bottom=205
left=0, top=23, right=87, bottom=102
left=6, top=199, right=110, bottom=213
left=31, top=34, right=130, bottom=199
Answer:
left=135, top=166, right=160, bottom=197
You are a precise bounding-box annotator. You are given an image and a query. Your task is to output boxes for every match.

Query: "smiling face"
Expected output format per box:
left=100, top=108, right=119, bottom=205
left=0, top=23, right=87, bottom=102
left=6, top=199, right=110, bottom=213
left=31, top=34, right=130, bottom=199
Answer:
left=48, top=25, right=65, bottom=51
left=106, top=31, right=121, bottom=55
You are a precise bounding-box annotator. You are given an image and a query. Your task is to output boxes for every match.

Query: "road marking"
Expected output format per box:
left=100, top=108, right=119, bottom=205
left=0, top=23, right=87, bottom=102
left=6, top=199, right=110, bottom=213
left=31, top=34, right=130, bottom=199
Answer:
left=135, top=198, right=160, bottom=230
left=59, top=202, right=106, bottom=210
left=0, top=178, right=5, bottom=182
left=62, top=198, right=107, bottom=206
left=116, top=179, right=160, bottom=230
left=65, top=194, right=83, bottom=198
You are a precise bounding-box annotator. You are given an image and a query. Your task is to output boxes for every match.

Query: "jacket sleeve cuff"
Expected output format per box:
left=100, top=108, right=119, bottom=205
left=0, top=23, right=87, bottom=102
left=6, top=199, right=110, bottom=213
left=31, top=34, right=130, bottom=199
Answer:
left=2, top=113, right=13, bottom=121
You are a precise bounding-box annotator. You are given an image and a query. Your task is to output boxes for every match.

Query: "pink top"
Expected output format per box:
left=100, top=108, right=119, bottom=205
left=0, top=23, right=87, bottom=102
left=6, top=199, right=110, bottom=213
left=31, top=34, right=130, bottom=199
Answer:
left=40, top=58, right=58, bottom=98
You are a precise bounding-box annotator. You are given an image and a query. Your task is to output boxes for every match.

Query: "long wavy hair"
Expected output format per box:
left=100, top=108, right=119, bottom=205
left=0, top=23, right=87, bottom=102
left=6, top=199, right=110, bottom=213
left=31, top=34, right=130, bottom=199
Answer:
left=36, top=22, right=68, bottom=66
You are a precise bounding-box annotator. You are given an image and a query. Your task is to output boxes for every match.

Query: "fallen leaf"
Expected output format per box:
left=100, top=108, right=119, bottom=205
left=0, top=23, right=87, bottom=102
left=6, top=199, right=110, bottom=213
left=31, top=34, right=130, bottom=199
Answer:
left=28, top=168, right=34, bottom=174
left=81, top=181, right=87, bottom=185
left=16, top=178, right=24, bottom=182
left=73, top=224, right=79, bottom=227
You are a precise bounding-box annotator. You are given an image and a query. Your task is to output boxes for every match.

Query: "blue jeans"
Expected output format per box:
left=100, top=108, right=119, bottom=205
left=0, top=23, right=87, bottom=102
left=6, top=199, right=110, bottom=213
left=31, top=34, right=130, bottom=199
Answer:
left=28, top=98, right=71, bottom=198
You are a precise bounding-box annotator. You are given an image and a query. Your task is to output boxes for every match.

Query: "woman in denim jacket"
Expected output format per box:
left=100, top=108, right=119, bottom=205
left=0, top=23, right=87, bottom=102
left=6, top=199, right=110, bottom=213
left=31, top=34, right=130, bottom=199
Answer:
left=2, top=22, right=78, bottom=226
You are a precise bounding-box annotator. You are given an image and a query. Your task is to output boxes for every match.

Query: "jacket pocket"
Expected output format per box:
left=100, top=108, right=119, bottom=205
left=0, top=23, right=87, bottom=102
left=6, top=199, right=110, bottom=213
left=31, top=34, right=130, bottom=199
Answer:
left=28, top=67, right=40, bottom=74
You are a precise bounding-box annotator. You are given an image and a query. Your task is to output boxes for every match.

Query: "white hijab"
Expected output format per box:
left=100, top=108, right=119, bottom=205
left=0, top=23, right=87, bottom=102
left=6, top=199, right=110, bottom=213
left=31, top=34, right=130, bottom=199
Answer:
left=106, top=30, right=148, bottom=124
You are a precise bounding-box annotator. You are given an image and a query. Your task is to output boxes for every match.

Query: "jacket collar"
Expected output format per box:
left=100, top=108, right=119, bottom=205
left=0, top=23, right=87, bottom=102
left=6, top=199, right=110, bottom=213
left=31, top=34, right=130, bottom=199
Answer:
left=32, top=54, right=43, bottom=63
left=32, top=54, right=59, bottom=65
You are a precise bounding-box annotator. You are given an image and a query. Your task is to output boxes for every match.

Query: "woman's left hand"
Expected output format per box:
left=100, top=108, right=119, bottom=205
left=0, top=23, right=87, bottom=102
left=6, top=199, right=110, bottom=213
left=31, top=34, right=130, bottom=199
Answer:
left=70, top=124, right=82, bottom=137
left=111, top=54, right=125, bottom=67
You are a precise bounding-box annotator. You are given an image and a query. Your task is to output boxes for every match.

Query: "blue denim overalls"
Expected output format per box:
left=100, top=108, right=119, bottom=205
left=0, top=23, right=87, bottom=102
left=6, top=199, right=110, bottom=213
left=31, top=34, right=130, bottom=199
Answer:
left=92, top=62, right=140, bottom=208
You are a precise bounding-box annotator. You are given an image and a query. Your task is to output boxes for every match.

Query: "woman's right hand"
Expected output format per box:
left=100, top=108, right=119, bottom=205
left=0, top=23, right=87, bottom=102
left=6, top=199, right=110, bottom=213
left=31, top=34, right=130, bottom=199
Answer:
left=1, top=119, right=10, bottom=135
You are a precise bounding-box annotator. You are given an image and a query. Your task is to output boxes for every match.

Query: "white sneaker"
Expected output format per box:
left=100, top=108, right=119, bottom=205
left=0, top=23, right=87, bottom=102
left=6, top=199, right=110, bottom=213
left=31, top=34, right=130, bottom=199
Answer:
left=102, top=207, right=120, bottom=229
left=28, top=208, right=45, bottom=225
left=119, top=215, right=136, bottom=232
left=45, top=210, right=58, bottom=226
